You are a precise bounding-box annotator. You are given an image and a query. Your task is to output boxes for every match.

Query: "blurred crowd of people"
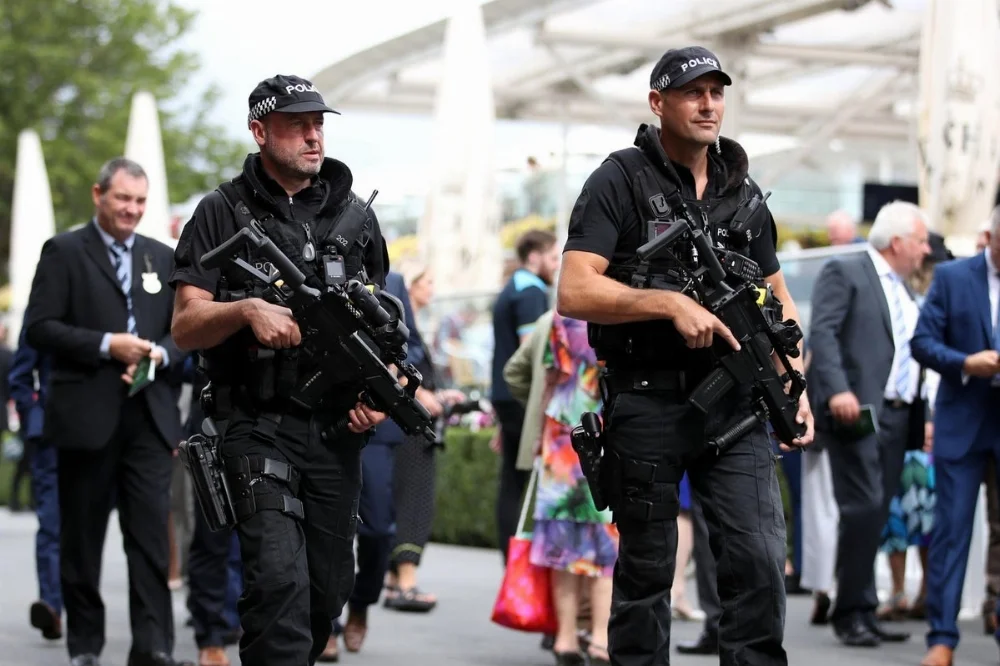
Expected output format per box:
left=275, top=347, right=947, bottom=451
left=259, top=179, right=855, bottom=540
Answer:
left=5, top=156, right=1000, bottom=666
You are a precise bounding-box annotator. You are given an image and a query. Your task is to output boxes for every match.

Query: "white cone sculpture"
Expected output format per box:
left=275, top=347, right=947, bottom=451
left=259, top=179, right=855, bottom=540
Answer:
left=417, top=0, right=503, bottom=295
left=8, top=129, right=57, bottom=344
left=124, top=91, right=176, bottom=247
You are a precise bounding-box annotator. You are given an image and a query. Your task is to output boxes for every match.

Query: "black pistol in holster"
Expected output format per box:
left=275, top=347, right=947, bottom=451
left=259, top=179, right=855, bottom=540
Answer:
left=181, top=383, right=305, bottom=532
left=570, top=412, right=609, bottom=511
left=178, top=416, right=237, bottom=532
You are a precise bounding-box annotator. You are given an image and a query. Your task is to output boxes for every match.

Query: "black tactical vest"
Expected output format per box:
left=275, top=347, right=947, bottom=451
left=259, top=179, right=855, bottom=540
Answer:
left=202, top=178, right=375, bottom=404
left=590, top=146, right=757, bottom=369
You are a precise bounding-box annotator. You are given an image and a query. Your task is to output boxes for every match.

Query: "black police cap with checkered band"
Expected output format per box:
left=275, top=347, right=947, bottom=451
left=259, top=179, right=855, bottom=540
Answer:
left=649, top=46, right=733, bottom=92
left=247, top=74, right=339, bottom=128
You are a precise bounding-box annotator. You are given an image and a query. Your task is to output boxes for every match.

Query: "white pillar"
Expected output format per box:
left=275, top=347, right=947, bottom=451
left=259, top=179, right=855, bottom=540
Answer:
left=716, top=37, right=749, bottom=140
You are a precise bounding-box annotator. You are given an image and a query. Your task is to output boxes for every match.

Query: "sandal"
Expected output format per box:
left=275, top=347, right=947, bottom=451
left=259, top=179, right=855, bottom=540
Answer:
left=586, top=643, right=610, bottom=666
left=876, top=592, right=910, bottom=622
left=382, top=584, right=400, bottom=607
left=383, top=586, right=437, bottom=613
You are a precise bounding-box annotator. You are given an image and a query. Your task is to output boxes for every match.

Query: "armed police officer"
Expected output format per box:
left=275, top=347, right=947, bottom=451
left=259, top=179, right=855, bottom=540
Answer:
left=557, top=47, right=815, bottom=665
left=169, top=75, right=390, bottom=666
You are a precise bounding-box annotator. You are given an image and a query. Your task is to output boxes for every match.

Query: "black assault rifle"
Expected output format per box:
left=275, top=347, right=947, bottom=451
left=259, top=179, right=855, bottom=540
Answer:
left=200, top=222, right=436, bottom=442
left=635, top=199, right=807, bottom=452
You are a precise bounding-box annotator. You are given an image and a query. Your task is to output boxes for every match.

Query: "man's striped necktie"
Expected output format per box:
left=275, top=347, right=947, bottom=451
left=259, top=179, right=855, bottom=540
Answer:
left=888, top=273, right=911, bottom=401
left=109, top=242, right=138, bottom=335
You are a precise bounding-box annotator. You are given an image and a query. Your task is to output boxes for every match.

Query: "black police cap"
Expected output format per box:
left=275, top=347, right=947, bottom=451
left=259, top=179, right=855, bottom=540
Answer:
left=649, top=46, right=733, bottom=92
left=247, top=74, right=339, bottom=128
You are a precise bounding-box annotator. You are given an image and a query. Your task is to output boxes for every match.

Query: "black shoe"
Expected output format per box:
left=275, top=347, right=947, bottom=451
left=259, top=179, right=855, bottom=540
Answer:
left=127, top=652, right=195, bottom=666
left=833, top=615, right=880, bottom=648
left=863, top=613, right=910, bottom=642
left=810, top=593, right=831, bottom=626
left=554, top=652, right=585, bottom=666
left=676, top=631, right=718, bottom=655
left=70, top=656, right=101, bottom=666
left=786, top=573, right=811, bottom=596
left=541, top=634, right=555, bottom=651
left=30, top=600, right=63, bottom=640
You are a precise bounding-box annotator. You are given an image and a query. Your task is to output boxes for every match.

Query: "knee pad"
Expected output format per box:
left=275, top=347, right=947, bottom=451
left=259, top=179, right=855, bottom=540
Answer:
left=225, top=454, right=305, bottom=524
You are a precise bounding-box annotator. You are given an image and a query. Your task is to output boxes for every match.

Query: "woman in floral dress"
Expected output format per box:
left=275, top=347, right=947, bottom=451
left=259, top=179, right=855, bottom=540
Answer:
left=529, top=312, right=617, bottom=666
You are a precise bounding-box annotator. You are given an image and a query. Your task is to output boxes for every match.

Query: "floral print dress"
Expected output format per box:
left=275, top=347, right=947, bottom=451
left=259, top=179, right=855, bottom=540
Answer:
left=529, top=313, right=619, bottom=578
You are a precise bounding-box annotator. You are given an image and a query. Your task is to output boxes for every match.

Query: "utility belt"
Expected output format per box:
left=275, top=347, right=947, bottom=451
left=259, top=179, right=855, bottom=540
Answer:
left=201, top=380, right=356, bottom=434
left=599, top=367, right=689, bottom=398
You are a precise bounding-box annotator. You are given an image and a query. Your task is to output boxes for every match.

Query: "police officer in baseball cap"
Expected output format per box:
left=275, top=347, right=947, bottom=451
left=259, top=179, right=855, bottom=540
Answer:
left=170, top=74, right=390, bottom=666
left=557, top=44, right=812, bottom=665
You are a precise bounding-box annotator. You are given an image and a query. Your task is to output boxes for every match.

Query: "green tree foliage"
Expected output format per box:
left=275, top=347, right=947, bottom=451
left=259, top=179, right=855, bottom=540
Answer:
left=0, top=0, right=248, bottom=271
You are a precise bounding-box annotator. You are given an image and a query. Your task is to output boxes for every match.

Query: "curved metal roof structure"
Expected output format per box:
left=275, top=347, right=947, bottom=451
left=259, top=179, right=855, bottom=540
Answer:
left=312, top=0, right=928, bottom=188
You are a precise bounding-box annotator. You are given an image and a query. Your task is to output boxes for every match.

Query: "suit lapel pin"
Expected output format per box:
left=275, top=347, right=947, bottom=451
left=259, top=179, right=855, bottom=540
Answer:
left=141, top=253, right=162, bottom=294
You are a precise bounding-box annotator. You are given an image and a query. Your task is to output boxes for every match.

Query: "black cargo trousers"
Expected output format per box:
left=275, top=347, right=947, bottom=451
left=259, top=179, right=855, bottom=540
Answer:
left=220, top=405, right=363, bottom=666
left=603, top=372, right=788, bottom=666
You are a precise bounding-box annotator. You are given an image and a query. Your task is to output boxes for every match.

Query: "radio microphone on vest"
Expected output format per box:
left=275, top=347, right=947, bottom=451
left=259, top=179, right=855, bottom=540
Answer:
left=727, top=190, right=771, bottom=248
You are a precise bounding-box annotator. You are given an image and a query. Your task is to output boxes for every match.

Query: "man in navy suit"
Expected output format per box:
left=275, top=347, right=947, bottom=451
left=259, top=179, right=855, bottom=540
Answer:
left=912, top=204, right=1000, bottom=666
left=8, top=324, right=61, bottom=640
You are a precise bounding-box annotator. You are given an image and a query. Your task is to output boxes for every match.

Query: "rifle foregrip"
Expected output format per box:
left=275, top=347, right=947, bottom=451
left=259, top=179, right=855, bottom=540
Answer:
left=707, top=412, right=762, bottom=454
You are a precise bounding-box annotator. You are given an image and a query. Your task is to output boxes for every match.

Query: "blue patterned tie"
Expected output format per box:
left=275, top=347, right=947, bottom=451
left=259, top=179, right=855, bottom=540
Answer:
left=110, top=242, right=137, bottom=335
left=889, top=273, right=911, bottom=400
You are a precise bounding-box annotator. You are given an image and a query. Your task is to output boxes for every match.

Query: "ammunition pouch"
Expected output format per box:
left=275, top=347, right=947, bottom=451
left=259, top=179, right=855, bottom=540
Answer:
left=244, top=347, right=300, bottom=405
left=603, top=449, right=681, bottom=523
left=224, top=452, right=304, bottom=524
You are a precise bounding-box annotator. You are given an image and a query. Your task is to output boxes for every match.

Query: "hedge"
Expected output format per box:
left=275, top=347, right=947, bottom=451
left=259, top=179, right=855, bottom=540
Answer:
left=0, top=428, right=793, bottom=559
left=428, top=427, right=793, bottom=556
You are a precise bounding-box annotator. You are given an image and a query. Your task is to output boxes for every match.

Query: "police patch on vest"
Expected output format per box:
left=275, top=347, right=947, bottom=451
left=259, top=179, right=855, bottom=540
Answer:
left=649, top=193, right=671, bottom=217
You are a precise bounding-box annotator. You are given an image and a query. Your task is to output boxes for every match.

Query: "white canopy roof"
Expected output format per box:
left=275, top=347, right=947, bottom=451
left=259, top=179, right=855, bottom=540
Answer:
left=311, top=0, right=927, bottom=187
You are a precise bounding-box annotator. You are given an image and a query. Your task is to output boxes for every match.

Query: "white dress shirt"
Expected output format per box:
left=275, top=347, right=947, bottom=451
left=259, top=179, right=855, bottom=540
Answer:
left=867, top=247, right=920, bottom=403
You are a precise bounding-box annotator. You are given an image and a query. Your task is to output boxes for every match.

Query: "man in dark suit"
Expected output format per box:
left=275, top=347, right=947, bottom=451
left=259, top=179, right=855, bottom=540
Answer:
left=8, top=324, right=62, bottom=640
left=807, top=200, right=931, bottom=648
left=911, top=204, right=1000, bottom=666
left=23, top=157, right=191, bottom=666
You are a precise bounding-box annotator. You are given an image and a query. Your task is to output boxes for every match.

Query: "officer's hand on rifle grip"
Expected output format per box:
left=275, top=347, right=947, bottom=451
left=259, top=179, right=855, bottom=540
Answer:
left=246, top=299, right=302, bottom=349
left=665, top=292, right=740, bottom=351
left=786, top=392, right=815, bottom=450
left=347, top=401, right=387, bottom=433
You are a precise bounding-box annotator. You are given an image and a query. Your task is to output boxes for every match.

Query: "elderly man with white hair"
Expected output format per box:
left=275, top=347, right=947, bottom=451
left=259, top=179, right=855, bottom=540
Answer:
left=807, top=200, right=932, bottom=648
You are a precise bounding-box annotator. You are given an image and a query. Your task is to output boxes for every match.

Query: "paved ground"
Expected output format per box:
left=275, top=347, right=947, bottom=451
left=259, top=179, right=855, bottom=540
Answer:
left=1, top=509, right=998, bottom=666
